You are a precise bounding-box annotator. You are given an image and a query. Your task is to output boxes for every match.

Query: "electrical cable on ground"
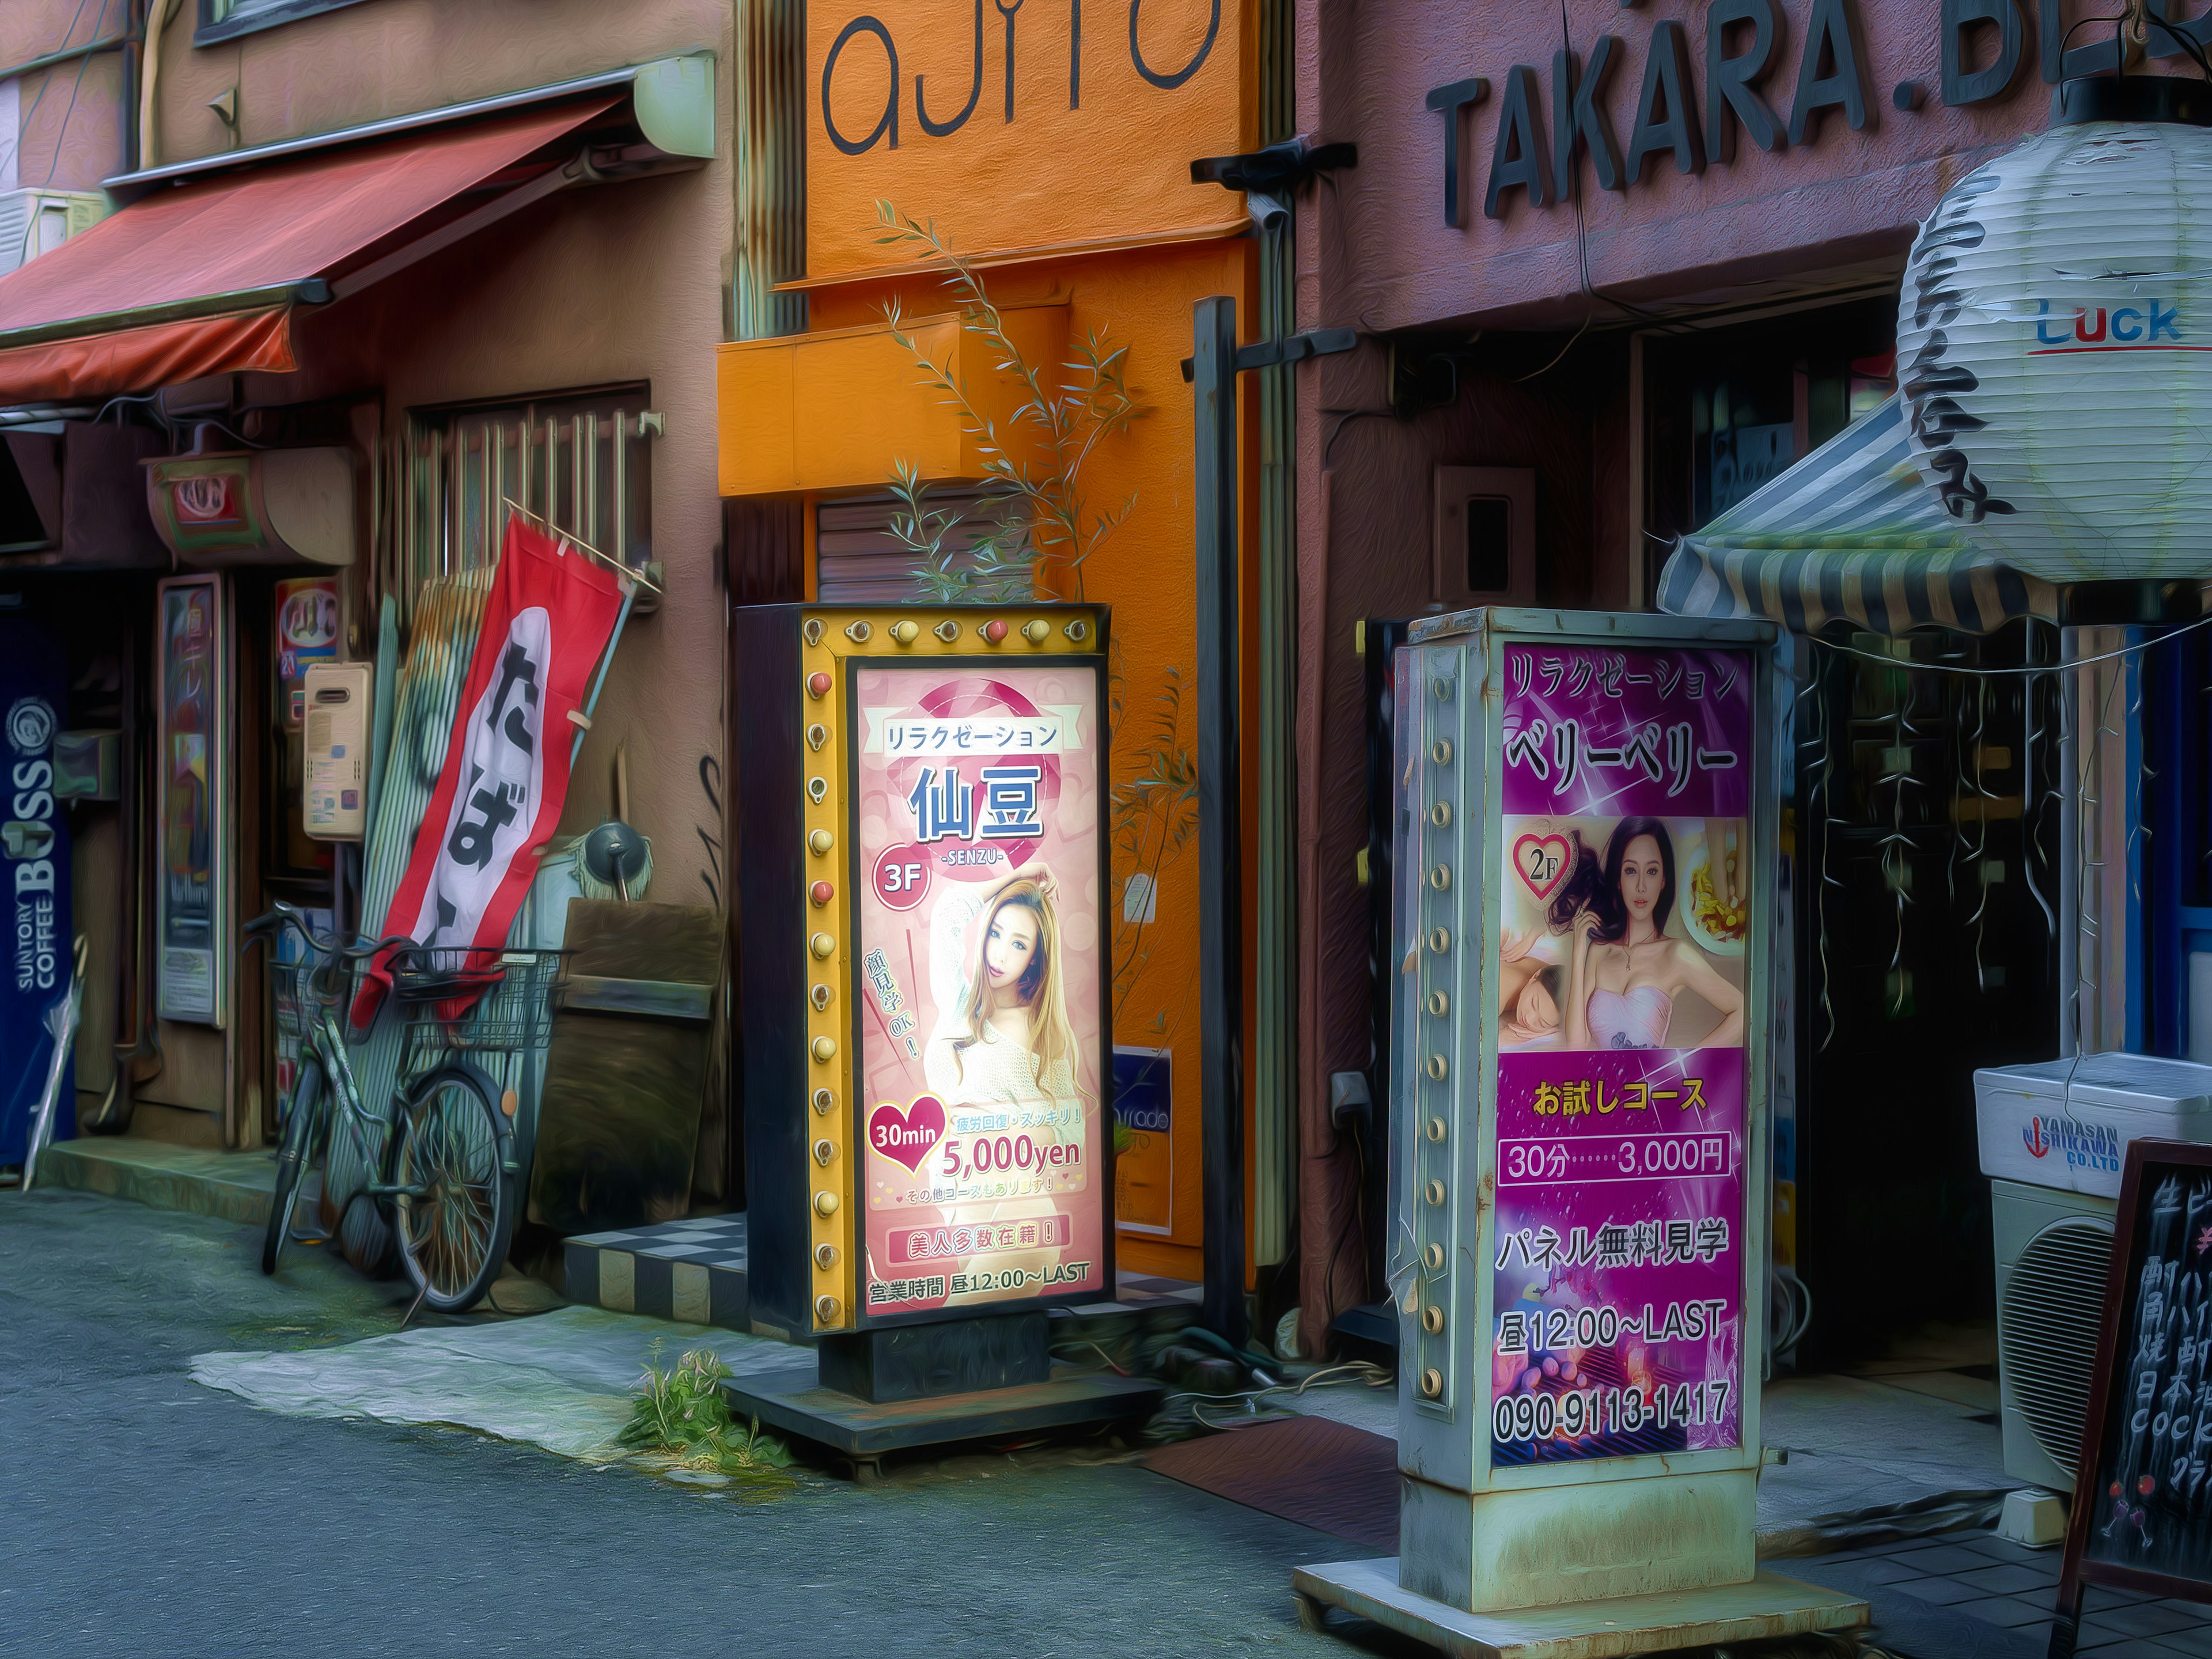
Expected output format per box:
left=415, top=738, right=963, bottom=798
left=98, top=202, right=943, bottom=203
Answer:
left=1162, top=1360, right=1395, bottom=1437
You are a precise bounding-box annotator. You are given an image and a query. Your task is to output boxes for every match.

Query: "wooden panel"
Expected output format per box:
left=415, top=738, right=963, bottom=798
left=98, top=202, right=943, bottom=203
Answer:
left=815, top=487, right=1030, bottom=603
left=525, top=899, right=723, bottom=1234
left=527, top=1008, right=711, bottom=1234
left=716, top=328, right=797, bottom=496
left=562, top=898, right=721, bottom=984
left=725, top=495, right=805, bottom=604
left=565, top=973, right=713, bottom=1021
left=136, top=1020, right=225, bottom=1111
left=731, top=604, right=809, bottom=1337
left=804, top=0, right=1248, bottom=281
left=725, top=1365, right=1165, bottom=1457
left=787, top=317, right=969, bottom=490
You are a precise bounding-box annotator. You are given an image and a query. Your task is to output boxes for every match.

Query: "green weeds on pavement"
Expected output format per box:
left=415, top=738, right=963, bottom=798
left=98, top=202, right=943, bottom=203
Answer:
left=620, top=1344, right=797, bottom=1491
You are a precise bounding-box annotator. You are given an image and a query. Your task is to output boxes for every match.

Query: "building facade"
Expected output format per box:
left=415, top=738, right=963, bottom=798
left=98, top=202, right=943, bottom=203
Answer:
left=1289, top=0, right=2183, bottom=1352
left=714, top=0, right=1268, bottom=1288
left=0, top=0, right=737, bottom=1177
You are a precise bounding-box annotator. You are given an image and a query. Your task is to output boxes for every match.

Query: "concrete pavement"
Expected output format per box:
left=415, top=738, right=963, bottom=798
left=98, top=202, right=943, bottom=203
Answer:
left=0, top=1188, right=1393, bottom=1659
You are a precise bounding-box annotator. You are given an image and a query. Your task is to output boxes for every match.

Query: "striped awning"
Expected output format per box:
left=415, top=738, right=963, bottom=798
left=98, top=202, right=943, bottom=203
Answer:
left=1656, top=396, right=2054, bottom=637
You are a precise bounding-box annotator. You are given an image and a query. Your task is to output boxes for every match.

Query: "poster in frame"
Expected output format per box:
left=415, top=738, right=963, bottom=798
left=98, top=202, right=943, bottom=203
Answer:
left=1486, top=639, right=1756, bottom=1468
left=156, top=573, right=228, bottom=1027
left=842, top=646, right=1115, bottom=1329
left=272, top=575, right=340, bottom=731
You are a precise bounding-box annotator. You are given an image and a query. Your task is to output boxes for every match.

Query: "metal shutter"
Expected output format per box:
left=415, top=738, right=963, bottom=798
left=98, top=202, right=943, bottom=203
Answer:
left=815, top=488, right=1028, bottom=603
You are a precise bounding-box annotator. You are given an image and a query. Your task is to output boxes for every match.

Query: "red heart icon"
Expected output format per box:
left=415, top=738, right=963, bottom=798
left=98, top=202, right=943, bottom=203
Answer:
left=868, top=1094, right=948, bottom=1173
left=1513, top=833, right=1573, bottom=902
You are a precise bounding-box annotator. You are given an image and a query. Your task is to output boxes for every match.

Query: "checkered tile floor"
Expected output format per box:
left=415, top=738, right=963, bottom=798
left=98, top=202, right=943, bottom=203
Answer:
left=1116, top=1271, right=1203, bottom=1307
left=572, top=1214, right=749, bottom=1268
left=1801, top=1526, right=2212, bottom=1654
left=564, top=1214, right=749, bottom=1331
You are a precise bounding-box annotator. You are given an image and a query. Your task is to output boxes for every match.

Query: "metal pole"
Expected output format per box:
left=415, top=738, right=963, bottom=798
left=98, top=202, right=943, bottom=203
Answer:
left=2059, top=625, right=2080, bottom=1056
left=571, top=582, right=634, bottom=769
left=1252, top=214, right=1296, bottom=1274
left=1193, top=295, right=1247, bottom=1347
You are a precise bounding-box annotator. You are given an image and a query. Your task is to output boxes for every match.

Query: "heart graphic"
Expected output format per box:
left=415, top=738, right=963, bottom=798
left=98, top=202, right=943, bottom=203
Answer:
left=1513, top=833, right=1574, bottom=902
left=868, top=1094, right=948, bottom=1173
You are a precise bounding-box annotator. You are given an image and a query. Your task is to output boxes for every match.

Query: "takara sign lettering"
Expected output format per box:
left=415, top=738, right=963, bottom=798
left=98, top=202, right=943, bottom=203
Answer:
left=1425, top=0, right=2210, bottom=228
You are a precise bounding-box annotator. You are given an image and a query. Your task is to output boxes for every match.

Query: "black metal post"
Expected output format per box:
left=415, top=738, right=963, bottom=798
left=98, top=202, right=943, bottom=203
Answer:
left=1192, top=295, right=1247, bottom=1348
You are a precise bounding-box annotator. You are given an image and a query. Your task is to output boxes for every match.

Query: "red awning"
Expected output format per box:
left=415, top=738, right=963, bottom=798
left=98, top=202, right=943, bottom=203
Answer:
left=0, top=97, right=617, bottom=403
left=0, top=309, right=296, bottom=406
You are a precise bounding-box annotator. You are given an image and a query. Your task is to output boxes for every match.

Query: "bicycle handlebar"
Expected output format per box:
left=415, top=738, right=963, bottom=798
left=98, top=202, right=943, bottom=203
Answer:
left=243, top=902, right=413, bottom=964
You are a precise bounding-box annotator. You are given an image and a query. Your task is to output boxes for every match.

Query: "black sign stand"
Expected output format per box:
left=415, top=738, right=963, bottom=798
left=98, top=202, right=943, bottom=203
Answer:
left=2049, top=1138, right=2212, bottom=1657
left=727, top=602, right=1162, bottom=1480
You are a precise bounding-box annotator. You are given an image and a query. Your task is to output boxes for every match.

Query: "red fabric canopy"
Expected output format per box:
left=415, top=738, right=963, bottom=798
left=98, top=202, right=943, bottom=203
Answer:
left=0, top=98, right=615, bottom=402
left=0, top=308, right=294, bottom=404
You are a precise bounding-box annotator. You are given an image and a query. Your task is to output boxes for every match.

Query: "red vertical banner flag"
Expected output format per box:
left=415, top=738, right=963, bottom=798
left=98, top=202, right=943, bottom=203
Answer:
left=360, top=516, right=623, bottom=1017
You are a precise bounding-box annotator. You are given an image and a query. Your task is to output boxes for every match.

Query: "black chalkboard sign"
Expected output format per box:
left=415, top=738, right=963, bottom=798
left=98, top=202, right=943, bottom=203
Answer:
left=2051, top=1138, right=2212, bottom=1658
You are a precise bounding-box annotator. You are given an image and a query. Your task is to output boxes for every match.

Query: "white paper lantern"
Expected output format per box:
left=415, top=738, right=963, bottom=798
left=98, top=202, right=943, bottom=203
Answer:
left=1897, top=115, right=2212, bottom=583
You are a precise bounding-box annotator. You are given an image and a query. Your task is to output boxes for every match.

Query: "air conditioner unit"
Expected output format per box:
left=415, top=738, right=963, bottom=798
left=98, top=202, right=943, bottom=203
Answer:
left=1977, top=1054, right=2212, bottom=1493
left=1993, top=1177, right=2116, bottom=1493
left=0, top=190, right=108, bottom=276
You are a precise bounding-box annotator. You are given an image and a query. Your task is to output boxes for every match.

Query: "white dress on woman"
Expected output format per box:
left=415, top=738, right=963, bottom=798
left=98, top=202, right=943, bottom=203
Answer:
left=923, top=880, right=1079, bottom=1112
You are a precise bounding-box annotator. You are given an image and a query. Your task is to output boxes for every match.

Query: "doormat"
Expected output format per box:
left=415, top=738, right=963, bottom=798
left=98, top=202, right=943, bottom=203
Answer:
left=1143, top=1415, right=1397, bottom=1548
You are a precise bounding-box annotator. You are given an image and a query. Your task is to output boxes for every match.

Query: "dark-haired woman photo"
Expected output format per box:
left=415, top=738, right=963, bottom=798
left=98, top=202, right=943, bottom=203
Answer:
left=1550, top=817, right=1744, bottom=1051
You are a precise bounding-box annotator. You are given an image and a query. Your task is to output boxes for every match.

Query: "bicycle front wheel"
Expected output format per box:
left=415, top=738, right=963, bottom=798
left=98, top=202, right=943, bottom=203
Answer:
left=393, top=1065, right=516, bottom=1313
left=263, top=1060, right=323, bottom=1277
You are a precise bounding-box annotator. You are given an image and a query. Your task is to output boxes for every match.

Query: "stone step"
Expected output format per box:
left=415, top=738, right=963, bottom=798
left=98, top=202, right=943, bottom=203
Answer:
left=559, top=1214, right=1207, bottom=1354
left=563, top=1214, right=752, bottom=1330
left=36, top=1136, right=274, bottom=1226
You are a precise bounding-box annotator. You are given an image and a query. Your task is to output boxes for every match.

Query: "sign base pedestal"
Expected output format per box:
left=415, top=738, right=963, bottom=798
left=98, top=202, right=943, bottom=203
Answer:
left=724, top=1365, right=1163, bottom=1480
left=1290, top=1559, right=1869, bottom=1659
left=818, top=1309, right=1050, bottom=1402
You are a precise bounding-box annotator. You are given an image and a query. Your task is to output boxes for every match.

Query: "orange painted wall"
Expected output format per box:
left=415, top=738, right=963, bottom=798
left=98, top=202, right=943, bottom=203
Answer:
left=745, top=0, right=1264, bottom=1281
left=801, top=235, right=1254, bottom=1278
left=805, top=0, right=1251, bottom=281
left=717, top=303, right=1073, bottom=495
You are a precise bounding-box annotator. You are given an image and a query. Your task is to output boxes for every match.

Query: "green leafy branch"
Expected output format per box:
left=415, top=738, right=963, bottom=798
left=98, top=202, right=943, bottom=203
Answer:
left=887, top=459, right=1034, bottom=605
left=871, top=202, right=1195, bottom=1023
left=874, top=201, right=1145, bottom=601
left=1109, top=657, right=1199, bottom=1020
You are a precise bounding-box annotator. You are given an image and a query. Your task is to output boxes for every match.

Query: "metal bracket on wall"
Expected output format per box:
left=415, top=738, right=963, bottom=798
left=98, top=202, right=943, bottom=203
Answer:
left=1179, top=327, right=1358, bottom=385
left=1190, top=136, right=1358, bottom=231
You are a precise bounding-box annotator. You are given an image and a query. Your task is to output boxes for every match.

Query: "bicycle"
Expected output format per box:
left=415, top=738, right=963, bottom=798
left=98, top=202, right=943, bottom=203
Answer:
left=247, top=899, right=568, bottom=1315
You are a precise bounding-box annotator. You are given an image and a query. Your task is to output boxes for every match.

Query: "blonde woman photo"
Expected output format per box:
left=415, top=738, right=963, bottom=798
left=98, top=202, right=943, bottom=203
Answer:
left=923, top=859, right=1085, bottom=1115
left=906, top=858, right=1094, bottom=1293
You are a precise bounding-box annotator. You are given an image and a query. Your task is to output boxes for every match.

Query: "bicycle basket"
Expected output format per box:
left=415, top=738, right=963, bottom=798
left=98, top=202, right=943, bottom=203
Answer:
left=388, top=945, right=569, bottom=1053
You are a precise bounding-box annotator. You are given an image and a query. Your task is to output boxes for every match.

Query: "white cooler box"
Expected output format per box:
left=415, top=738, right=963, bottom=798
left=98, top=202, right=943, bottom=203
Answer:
left=1975, top=1052, right=2212, bottom=1199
